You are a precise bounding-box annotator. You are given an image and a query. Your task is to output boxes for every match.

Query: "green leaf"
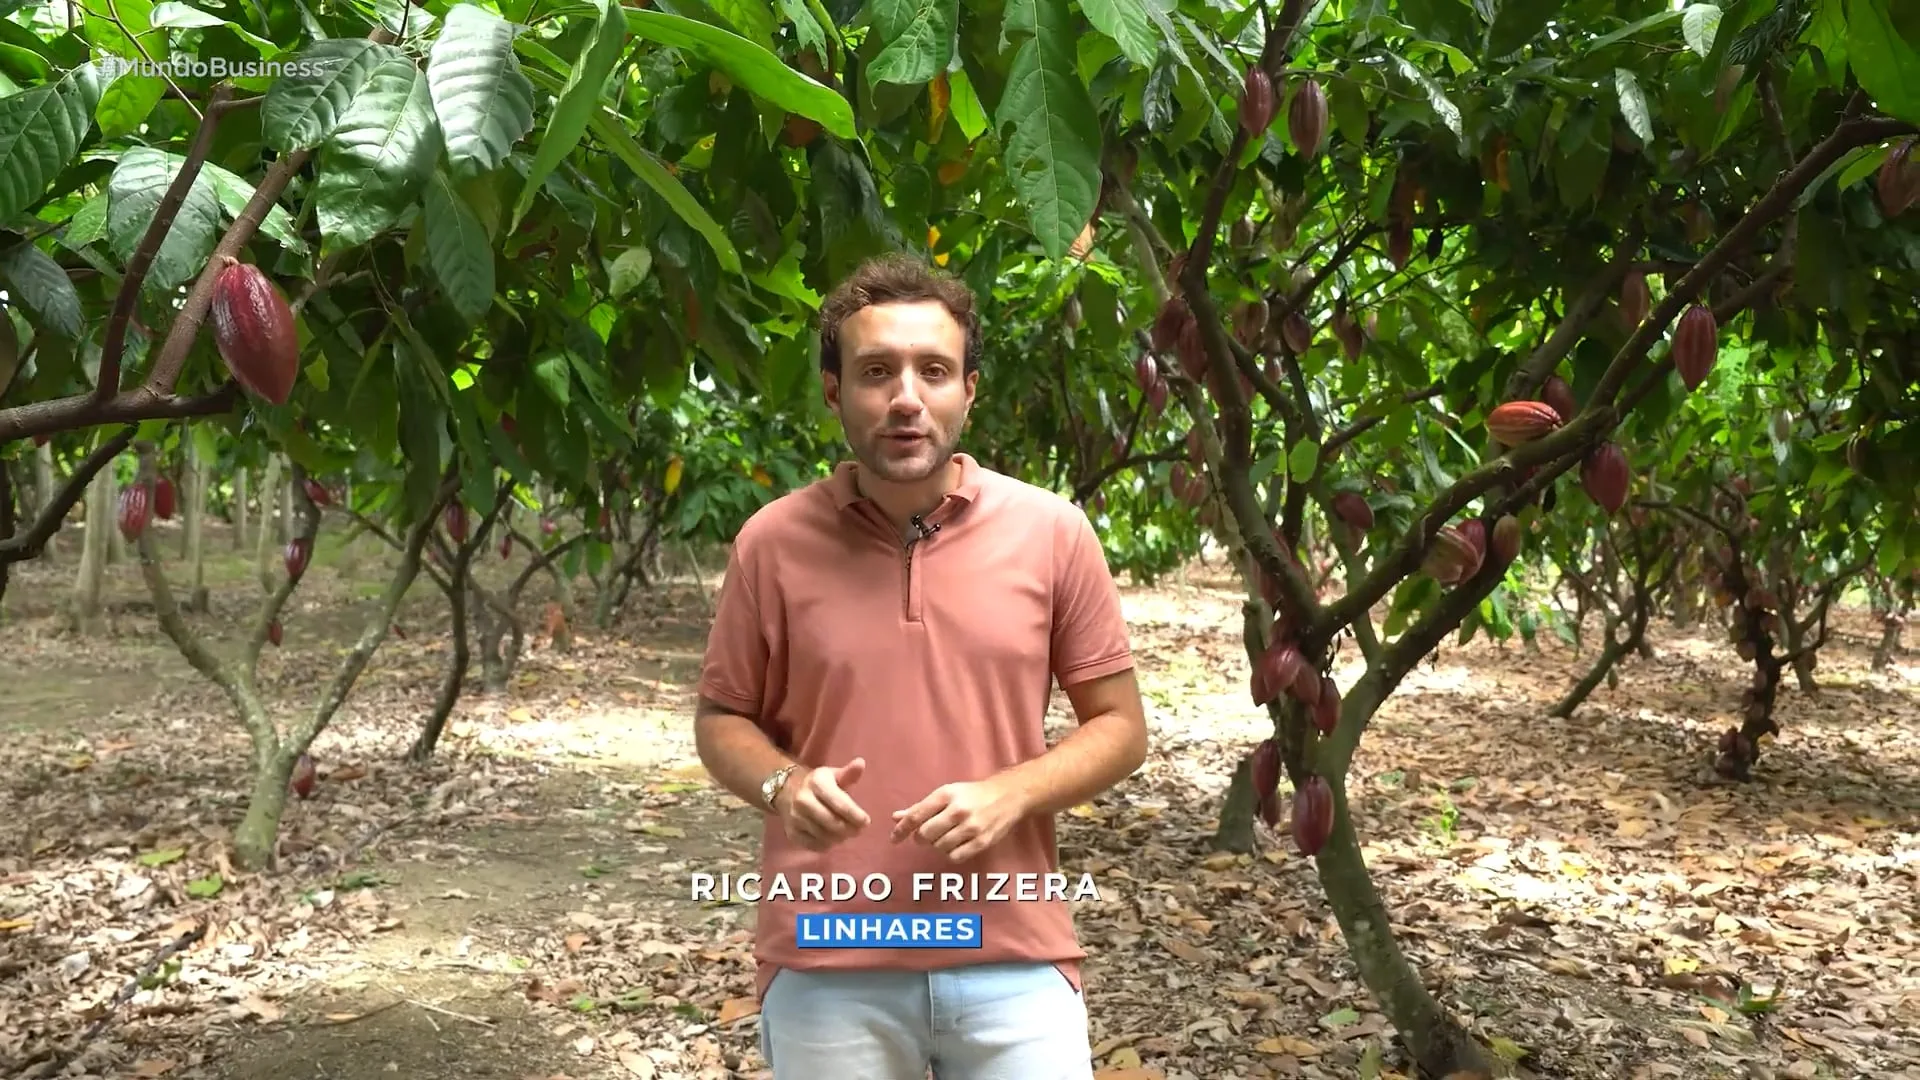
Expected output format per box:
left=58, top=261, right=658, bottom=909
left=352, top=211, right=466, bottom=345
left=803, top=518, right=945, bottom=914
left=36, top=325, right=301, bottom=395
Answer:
left=1080, top=0, right=1158, bottom=68
left=423, top=171, right=494, bottom=322
left=1585, top=9, right=1682, bottom=53
left=262, top=39, right=403, bottom=152
left=995, top=0, right=1102, bottom=260
left=186, top=874, right=224, bottom=898
left=620, top=9, right=855, bottom=138
left=107, top=146, right=224, bottom=294
left=427, top=3, right=539, bottom=180
left=137, top=847, right=186, bottom=866
left=510, top=0, right=627, bottom=233
left=201, top=160, right=306, bottom=253
left=708, top=0, right=776, bottom=48
left=148, top=2, right=223, bottom=28
left=1846, top=0, right=1920, bottom=124
left=95, top=74, right=165, bottom=140
left=0, top=63, right=108, bottom=225
left=312, top=54, right=442, bottom=253
left=1387, top=53, right=1462, bottom=143
left=1682, top=3, right=1721, bottom=58
left=1485, top=0, right=1560, bottom=58
left=532, top=353, right=571, bottom=407
left=1613, top=67, right=1652, bottom=143
left=1288, top=438, right=1320, bottom=483
left=776, top=0, right=827, bottom=57
left=59, top=191, right=108, bottom=250
left=0, top=239, right=83, bottom=338
left=587, top=107, right=742, bottom=275
left=867, top=0, right=956, bottom=87
left=947, top=66, right=989, bottom=140
left=607, top=246, right=652, bottom=297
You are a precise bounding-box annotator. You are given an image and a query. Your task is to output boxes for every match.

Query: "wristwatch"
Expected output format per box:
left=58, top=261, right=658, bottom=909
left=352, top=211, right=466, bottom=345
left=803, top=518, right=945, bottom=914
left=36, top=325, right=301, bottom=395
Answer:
left=760, top=764, right=799, bottom=812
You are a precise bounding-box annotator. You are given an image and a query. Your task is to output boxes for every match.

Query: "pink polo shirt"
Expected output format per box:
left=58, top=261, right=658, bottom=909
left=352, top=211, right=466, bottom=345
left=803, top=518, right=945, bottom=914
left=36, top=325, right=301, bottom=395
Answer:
left=695, top=452, right=1135, bottom=1002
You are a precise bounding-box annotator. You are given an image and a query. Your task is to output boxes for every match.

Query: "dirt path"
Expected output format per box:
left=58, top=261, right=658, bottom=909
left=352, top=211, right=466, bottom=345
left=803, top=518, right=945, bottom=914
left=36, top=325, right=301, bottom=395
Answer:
left=3, top=536, right=1917, bottom=1080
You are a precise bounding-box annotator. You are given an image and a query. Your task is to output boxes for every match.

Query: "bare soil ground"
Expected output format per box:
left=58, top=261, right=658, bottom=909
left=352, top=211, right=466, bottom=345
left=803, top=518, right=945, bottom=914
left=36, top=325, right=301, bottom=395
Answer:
left=2, top=521, right=1916, bottom=1080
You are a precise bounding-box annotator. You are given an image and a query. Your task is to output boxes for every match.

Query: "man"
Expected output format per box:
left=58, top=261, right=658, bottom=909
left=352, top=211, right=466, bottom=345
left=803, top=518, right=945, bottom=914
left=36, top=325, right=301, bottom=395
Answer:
left=692, top=251, right=1148, bottom=1079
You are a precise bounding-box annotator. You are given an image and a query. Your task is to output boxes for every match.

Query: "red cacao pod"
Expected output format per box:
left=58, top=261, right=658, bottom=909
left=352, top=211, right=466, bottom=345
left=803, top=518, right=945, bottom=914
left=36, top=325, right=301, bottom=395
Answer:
left=1311, top=676, right=1339, bottom=735
left=1619, top=270, right=1650, bottom=330
left=1747, top=587, right=1776, bottom=611
left=1254, top=642, right=1304, bottom=707
left=1492, top=514, right=1521, bottom=564
left=153, top=475, right=176, bottom=520
left=1252, top=738, right=1280, bottom=799
left=1581, top=442, right=1629, bottom=514
left=1486, top=400, right=1562, bottom=446
left=1281, top=311, right=1312, bottom=355
left=118, top=483, right=151, bottom=541
left=1287, top=77, right=1327, bottom=159
left=540, top=516, right=556, bottom=535
left=1176, top=317, right=1209, bottom=381
left=501, top=413, right=517, bottom=438
left=1235, top=299, right=1269, bottom=348
left=1239, top=66, right=1275, bottom=135
left=1331, top=492, right=1374, bottom=532
left=445, top=503, right=469, bottom=544
left=1541, top=375, right=1578, bottom=423
left=1290, top=659, right=1321, bottom=706
left=1878, top=138, right=1918, bottom=217
left=1332, top=306, right=1363, bottom=360
left=1134, top=355, right=1158, bottom=393
left=1172, top=462, right=1191, bottom=495
left=268, top=619, right=284, bottom=647
left=1387, top=221, right=1413, bottom=270
left=499, top=532, right=513, bottom=560
left=1672, top=305, right=1718, bottom=391
left=284, top=536, right=311, bottom=579
left=1290, top=774, right=1333, bottom=856
left=290, top=752, right=314, bottom=799
left=302, top=478, right=331, bottom=506
left=1150, top=297, right=1187, bottom=352
left=1259, top=569, right=1283, bottom=611
left=1147, top=376, right=1169, bottom=413
left=209, top=257, right=299, bottom=405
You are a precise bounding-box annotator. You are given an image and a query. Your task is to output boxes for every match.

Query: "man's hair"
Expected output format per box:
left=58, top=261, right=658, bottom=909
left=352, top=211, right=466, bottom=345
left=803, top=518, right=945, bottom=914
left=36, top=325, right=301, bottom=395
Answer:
left=817, top=252, right=982, bottom=376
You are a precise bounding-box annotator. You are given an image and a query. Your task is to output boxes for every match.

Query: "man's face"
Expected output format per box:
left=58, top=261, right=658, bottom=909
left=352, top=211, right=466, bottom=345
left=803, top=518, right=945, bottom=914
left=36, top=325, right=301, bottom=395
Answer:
left=823, top=300, right=977, bottom=485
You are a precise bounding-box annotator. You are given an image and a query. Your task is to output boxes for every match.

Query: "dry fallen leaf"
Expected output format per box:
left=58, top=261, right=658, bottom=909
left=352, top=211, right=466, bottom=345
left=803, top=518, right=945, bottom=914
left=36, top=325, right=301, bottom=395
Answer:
left=718, top=997, right=758, bottom=1024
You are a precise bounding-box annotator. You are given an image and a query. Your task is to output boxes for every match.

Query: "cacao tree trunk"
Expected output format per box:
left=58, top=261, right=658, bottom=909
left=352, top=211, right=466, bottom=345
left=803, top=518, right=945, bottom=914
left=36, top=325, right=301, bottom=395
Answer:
left=1783, top=616, right=1818, bottom=693
left=1211, top=756, right=1258, bottom=853
left=33, top=442, right=57, bottom=560
left=184, top=438, right=209, bottom=612
left=255, top=456, right=282, bottom=591
left=1312, top=772, right=1495, bottom=1077
left=233, top=732, right=298, bottom=871
left=68, top=467, right=113, bottom=633
left=1873, top=615, right=1902, bottom=671
left=279, top=470, right=293, bottom=545
left=410, top=575, right=471, bottom=763
left=232, top=467, right=248, bottom=550
left=1554, top=635, right=1630, bottom=718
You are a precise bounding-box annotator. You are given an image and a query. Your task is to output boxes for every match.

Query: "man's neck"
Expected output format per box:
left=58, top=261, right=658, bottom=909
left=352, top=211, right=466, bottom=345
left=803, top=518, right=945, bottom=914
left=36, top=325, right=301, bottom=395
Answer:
left=855, top=458, right=958, bottom=534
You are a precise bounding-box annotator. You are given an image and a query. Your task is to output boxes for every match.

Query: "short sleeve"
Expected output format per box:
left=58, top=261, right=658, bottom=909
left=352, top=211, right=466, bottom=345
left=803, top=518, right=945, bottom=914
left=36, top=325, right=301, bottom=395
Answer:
left=1050, top=508, right=1135, bottom=688
left=696, top=540, right=768, bottom=717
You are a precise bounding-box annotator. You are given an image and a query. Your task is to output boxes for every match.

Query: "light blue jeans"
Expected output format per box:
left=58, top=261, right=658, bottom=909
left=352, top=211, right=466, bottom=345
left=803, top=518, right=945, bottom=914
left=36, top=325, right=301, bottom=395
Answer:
left=758, top=962, right=1094, bottom=1079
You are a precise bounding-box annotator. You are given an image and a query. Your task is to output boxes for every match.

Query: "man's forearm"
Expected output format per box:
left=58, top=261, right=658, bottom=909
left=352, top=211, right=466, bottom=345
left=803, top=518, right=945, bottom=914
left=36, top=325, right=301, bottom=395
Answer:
left=995, top=711, right=1147, bottom=818
left=693, top=700, right=794, bottom=810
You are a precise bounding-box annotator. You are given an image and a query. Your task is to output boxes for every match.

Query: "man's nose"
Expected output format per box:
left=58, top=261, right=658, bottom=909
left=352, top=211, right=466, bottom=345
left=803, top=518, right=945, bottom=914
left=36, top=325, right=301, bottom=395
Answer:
left=890, top=372, right=926, bottom=412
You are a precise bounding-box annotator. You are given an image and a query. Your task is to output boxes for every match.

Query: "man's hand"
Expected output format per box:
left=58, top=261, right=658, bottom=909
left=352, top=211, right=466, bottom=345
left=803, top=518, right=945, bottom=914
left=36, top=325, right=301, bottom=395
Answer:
left=890, top=776, right=1031, bottom=862
left=774, top=758, right=870, bottom=851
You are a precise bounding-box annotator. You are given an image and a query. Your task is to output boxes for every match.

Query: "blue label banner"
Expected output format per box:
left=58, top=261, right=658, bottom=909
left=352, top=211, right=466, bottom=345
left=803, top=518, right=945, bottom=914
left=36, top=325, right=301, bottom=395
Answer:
left=795, top=912, right=982, bottom=949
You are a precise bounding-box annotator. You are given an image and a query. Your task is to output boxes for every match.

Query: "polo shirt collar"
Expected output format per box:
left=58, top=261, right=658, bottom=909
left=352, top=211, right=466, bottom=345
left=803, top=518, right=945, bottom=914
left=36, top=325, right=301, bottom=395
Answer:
left=829, top=451, right=985, bottom=511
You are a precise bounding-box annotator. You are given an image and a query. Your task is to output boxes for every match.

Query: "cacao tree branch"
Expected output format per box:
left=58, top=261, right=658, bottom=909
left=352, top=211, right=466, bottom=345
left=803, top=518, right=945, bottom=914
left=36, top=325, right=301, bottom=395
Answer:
left=96, top=83, right=236, bottom=401
left=1071, top=449, right=1183, bottom=503
left=244, top=466, right=320, bottom=676
left=337, top=501, right=455, bottom=593
left=509, top=528, right=586, bottom=599
left=0, top=383, right=244, bottom=447
left=1783, top=557, right=1868, bottom=663
left=1589, top=116, right=1914, bottom=410
left=0, top=429, right=134, bottom=563
left=286, top=466, right=455, bottom=754
left=1503, top=227, right=1644, bottom=399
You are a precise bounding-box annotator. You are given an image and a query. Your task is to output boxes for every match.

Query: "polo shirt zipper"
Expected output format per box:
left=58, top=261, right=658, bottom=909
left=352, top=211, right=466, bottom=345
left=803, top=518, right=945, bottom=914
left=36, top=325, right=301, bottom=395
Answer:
left=902, top=513, right=940, bottom=623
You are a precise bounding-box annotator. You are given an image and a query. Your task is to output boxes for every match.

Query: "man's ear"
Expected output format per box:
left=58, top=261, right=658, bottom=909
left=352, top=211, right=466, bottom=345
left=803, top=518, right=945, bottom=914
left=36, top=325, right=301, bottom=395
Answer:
left=822, top=370, right=840, bottom=410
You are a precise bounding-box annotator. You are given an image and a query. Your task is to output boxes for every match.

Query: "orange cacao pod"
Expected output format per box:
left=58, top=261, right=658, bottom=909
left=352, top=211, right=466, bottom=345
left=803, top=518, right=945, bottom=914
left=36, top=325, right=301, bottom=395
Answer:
left=1620, top=269, right=1650, bottom=330
left=1581, top=442, right=1629, bottom=514
left=1672, top=305, right=1718, bottom=391
left=1541, top=375, right=1578, bottom=423
left=117, top=483, right=151, bottom=541
left=1486, top=400, right=1562, bottom=446
left=1290, top=774, right=1333, bottom=856
left=1331, top=491, right=1374, bottom=531
left=1287, top=77, right=1326, bottom=159
left=1240, top=66, right=1275, bottom=135
left=210, top=257, right=299, bottom=405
